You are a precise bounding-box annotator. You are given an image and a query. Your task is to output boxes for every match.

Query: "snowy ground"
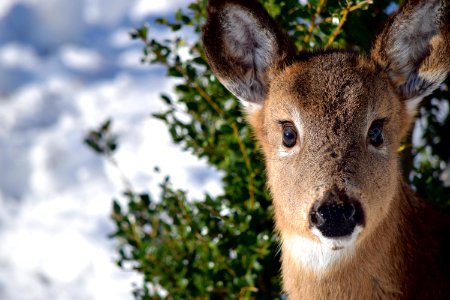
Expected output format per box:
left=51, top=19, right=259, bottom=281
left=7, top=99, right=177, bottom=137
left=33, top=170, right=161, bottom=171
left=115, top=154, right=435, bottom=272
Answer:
left=0, top=1, right=222, bottom=299
left=1, top=1, right=449, bottom=300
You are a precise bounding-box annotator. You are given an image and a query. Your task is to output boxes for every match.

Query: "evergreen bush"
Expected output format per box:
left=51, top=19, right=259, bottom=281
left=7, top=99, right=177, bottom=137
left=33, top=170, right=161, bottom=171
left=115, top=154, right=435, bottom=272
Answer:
left=85, top=1, right=450, bottom=298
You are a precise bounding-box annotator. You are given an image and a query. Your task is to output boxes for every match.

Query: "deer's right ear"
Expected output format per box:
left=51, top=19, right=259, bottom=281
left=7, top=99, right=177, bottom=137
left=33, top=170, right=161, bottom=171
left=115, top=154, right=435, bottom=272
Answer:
left=202, top=0, right=295, bottom=112
left=371, top=0, right=450, bottom=115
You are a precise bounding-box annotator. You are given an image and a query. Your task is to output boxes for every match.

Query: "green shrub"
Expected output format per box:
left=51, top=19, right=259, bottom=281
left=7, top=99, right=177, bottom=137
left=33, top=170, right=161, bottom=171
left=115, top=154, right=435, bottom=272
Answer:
left=86, top=1, right=450, bottom=298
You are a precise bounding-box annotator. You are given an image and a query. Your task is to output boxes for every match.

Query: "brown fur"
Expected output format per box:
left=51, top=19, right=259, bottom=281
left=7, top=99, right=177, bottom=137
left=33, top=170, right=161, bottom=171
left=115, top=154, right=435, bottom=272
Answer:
left=202, top=0, right=450, bottom=298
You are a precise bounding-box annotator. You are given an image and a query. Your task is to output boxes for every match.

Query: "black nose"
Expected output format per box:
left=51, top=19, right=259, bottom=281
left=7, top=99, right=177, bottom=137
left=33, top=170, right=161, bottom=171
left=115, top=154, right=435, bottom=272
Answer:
left=309, top=199, right=364, bottom=238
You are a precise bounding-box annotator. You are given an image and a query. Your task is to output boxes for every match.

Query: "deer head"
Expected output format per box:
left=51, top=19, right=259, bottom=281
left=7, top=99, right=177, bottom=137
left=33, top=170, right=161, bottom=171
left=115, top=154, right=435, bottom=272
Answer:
left=202, top=0, right=450, bottom=274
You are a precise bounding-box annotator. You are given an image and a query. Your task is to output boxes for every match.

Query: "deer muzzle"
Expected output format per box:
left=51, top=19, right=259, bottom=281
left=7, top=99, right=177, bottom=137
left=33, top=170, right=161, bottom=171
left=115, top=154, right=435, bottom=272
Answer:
left=309, top=194, right=364, bottom=238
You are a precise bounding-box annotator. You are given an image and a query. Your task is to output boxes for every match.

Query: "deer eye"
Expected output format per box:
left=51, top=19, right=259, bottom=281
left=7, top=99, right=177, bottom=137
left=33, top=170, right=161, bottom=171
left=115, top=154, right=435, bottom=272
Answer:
left=368, top=120, right=384, bottom=147
left=282, top=122, right=297, bottom=148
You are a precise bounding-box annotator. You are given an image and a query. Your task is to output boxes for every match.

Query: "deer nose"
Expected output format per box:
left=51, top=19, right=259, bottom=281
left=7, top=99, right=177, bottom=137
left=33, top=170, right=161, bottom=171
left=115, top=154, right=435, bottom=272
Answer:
left=309, top=200, right=364, bottom=238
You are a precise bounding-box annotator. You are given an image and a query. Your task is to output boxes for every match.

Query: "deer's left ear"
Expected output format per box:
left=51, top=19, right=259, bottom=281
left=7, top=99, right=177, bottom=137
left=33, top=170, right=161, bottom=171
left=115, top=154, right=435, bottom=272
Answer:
left=202, top=0, right=295, bottom=112
left=371, top=0, right=450, bottom=114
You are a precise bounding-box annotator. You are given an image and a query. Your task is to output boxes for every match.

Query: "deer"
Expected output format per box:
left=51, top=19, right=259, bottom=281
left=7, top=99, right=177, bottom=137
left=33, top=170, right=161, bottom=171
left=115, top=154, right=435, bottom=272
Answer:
left=202, top=0, right=450, bottom=298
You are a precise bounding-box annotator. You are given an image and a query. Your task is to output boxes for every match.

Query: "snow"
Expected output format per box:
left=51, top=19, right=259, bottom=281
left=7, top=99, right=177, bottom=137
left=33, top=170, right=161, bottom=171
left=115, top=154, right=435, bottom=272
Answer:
left=59, top=45, right=103, bottom=72
left=0, top=1, right=223, bottom=299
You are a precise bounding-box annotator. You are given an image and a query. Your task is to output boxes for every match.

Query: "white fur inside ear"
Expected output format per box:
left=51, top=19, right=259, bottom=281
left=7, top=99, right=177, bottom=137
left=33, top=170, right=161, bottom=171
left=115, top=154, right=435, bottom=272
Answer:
left=222, top=7, right=276, bottom=76
left=219, top=5, right=277, bottom=104
left=387, top=1, right=441, bottom=78
left=383, top=0, right=449, bottom=108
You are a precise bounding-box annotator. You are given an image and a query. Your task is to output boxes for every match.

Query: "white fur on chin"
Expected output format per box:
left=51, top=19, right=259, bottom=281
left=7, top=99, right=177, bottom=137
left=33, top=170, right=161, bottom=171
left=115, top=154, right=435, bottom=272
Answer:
left=282, top=226, right=362, bottom=275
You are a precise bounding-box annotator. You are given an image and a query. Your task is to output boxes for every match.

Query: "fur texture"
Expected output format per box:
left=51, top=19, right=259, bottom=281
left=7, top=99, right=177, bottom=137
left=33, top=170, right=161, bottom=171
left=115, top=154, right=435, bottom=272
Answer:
left=202, top=0, right=450, bottom=298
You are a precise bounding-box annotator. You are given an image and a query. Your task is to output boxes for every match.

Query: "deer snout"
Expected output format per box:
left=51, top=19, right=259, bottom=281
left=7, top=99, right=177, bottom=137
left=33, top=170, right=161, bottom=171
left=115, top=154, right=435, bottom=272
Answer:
left=309, top=199, right=364, bottom=238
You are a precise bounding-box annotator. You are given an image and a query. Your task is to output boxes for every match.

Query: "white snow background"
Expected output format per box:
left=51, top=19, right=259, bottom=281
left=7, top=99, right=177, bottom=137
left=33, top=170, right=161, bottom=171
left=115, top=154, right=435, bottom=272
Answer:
left=0, top=0, right=223, bottom=299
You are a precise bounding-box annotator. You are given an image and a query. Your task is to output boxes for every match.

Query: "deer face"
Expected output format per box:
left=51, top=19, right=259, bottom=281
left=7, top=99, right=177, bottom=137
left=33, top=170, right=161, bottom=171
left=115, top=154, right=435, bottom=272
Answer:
left=256, top=53, right=406, bottom=252
left=202, top=0, right=449, bottom=272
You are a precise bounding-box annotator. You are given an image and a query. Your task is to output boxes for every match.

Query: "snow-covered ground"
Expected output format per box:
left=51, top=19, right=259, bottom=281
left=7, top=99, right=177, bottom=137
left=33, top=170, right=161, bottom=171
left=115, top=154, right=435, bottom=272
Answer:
left=0, top=1, right=222, bottom=299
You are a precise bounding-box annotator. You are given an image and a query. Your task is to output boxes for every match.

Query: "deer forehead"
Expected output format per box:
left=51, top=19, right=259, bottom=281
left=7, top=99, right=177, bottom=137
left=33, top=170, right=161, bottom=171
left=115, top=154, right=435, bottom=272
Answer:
left=264, top=53, right=399, bottom=130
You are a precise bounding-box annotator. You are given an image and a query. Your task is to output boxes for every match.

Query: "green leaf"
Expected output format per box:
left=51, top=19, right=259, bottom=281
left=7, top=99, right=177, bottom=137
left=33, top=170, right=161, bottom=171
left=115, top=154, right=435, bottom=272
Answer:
left=83, top=1, right=450, bottom=299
